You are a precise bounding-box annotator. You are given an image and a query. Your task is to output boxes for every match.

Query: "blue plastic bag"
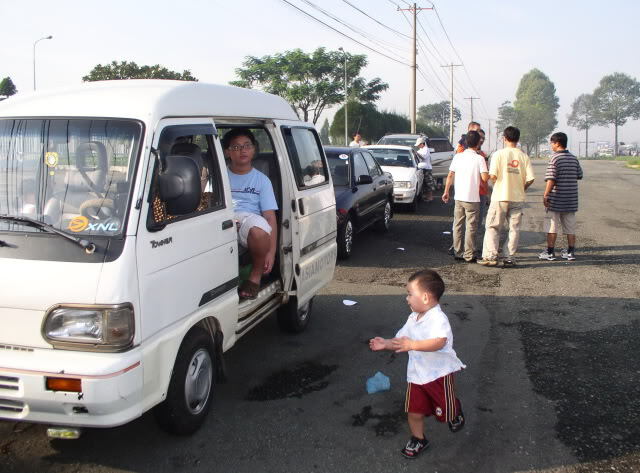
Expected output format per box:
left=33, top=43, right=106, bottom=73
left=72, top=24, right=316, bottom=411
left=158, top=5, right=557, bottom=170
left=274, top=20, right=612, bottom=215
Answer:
left=366, top=371, right=390, bottom=394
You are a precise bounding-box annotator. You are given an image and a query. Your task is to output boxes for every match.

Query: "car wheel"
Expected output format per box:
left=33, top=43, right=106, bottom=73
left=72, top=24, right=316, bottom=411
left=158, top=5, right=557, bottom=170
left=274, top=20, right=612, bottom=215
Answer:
left=375, top=200, right=392, bottom=232
left=154, top=328, right=215, bottom=435
left=277, top=296, right=313, bottom=333
left=409, top=192, right=419, bottom=212
left=337, top=217, right=354, bottom=259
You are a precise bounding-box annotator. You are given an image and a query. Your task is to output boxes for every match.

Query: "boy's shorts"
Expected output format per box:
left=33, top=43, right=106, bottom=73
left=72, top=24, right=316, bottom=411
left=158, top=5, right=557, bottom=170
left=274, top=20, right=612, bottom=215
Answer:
left=405, top=373, right=461, bottom=423
left=544, top=210, right=576, bottom=235
left=235, top=211, right=272, bottom=247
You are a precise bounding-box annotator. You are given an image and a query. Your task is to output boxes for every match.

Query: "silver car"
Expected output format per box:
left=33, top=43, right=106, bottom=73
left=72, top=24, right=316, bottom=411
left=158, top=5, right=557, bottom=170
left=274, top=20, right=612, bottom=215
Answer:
left=377, top=133, right=454, bottom=180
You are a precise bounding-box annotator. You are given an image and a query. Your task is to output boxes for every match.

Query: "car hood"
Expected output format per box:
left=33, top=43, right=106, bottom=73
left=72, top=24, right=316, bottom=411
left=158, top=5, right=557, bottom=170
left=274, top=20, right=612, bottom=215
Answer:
left=380, top=166, right=416, bottom=183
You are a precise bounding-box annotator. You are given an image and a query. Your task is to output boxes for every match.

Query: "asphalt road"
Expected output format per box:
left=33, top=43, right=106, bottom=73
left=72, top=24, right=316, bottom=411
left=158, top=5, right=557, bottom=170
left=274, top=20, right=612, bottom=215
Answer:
left=1, top=160, right=639, bottom=473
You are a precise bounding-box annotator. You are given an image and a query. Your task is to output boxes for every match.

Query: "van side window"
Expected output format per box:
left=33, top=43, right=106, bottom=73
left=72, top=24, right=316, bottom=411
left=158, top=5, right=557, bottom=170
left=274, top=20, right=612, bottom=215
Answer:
left=282, top=127, right=329, bottom=189
left=147, top=124, right=224, bottom=230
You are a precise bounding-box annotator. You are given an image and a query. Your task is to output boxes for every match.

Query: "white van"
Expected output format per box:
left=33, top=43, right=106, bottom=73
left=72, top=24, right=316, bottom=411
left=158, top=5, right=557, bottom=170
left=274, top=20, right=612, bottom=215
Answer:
left=0, top=80, right=337, bottom=437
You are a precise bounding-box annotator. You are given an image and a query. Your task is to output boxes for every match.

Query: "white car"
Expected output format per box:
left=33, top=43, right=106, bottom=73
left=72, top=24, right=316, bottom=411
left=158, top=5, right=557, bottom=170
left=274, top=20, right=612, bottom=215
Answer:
left=364, top=145, right=424, bottom=211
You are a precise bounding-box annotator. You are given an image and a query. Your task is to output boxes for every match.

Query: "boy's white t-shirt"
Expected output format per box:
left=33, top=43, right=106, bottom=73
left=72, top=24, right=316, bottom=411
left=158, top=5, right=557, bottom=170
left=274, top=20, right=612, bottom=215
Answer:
left=449, top=149, right=488, bottom=203
left=395, top=304, right=466, bottom=385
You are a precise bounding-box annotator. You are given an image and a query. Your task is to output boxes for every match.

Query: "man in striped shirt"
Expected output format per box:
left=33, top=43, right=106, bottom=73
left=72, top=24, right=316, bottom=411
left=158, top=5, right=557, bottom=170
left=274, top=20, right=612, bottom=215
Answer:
left=539, top=132, right=583, bottom=261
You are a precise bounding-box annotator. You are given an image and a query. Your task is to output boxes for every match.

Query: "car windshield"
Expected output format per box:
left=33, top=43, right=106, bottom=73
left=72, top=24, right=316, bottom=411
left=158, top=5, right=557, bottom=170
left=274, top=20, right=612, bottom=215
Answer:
left=369, top=149, right=415, bottom=168
left=0, top=119, right=141, bottom=237
left=430, top=139, right=454, bottom=153
left=378, top=137, right=417, bottom=147
left=326, top=154, right=350, bottom=186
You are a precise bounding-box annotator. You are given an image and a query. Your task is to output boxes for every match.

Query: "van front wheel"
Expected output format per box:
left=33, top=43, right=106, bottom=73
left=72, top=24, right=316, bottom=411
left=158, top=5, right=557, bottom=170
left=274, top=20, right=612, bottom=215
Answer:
left=277, top=297, right=313, bottom=334
left=154, top=328, right=215, bottom=435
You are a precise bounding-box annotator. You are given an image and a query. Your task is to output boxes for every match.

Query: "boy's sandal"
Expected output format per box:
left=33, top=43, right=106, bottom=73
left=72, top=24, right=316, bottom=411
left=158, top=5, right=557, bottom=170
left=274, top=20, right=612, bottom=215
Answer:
left=238, top=280, right=260, bottom=300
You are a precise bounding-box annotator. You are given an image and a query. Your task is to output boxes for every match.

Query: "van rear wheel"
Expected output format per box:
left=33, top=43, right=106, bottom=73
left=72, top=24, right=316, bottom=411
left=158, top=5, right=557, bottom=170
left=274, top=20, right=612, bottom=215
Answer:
left=277, top=296, right=313, bottom=333
left=154, top=328, right=215, bottom=435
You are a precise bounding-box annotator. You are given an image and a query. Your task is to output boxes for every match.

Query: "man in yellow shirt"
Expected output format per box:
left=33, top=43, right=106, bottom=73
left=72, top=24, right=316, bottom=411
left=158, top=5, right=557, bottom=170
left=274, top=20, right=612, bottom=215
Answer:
left=478, top=127, right=535, bottom=267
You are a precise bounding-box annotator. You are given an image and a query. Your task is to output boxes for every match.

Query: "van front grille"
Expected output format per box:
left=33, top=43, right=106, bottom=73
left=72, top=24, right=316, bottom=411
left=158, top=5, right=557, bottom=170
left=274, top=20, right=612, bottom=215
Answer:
left=0, top=375, right=19, bottom=392
left=0, top=398, right=24, bottom=413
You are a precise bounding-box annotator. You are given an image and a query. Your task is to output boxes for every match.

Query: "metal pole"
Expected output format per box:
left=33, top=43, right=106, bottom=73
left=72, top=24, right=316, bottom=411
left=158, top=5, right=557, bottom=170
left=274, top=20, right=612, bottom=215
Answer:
left=410, top=3, right=417, bottom=133
left=339, top=47, right=348, bottom=146
left=33, top=35, right=53, bottom=91
left=449, top=70, right=454, bottom=144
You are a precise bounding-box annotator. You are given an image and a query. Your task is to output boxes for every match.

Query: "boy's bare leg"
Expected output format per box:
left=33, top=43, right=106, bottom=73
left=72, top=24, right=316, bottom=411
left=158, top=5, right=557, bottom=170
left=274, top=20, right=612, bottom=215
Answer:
left=546, top=232, right=557, bottom=248
left=567, top=234, right=576, bottom=248
left=407, top=413, right=425, bottom=439
left=247, top=227, right=270, bottom=286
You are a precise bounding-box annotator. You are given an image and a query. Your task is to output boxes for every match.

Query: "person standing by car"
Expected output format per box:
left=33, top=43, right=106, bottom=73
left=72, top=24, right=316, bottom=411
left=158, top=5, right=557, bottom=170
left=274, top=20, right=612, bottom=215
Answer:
left=456, top=121, right=481, bottom=153
left=442, top=131, right=489, bottom=263
left=538, top=132, right=583, bottom=261
left=478, top=126, right=535, bottom=267
left=349, top=133, right=362, bottom=148
left=415, top=136, right=435, bottom=202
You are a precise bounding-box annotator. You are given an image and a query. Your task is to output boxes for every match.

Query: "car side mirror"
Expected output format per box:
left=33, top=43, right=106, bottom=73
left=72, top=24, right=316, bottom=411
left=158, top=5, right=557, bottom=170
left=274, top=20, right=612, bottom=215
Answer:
left=428, top=147, right=435, bottom=153
left=417, top=162, right=427, bottom=170
left=357, top=175, right=373, bottom=185
left=157, top=155, right=201, bottom=215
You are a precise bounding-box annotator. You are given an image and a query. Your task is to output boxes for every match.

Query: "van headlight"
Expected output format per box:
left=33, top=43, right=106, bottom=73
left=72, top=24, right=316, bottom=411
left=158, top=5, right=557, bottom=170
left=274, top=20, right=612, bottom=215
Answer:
left=43, top=304, right=134, bottom=352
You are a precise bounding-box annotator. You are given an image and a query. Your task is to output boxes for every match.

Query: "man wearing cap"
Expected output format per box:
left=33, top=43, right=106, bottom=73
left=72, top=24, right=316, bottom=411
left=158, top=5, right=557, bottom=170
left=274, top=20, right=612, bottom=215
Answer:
left=415, top=136, right=434, bottom=202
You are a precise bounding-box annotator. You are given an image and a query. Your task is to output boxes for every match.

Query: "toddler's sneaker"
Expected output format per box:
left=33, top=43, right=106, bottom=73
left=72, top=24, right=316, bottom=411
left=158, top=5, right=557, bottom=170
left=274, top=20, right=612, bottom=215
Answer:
left=448, top=411, right=466, bottom=433
left=400, top=436, right=430, bottom=459
left=538, top=250, right=556, bottom=261
left=561, top=249, right=576, bottom=261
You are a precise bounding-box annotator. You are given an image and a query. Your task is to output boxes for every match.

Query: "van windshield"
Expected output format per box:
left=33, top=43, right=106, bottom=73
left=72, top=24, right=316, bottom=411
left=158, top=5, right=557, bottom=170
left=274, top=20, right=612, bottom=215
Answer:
left=0, top=119, right=141, bottom=237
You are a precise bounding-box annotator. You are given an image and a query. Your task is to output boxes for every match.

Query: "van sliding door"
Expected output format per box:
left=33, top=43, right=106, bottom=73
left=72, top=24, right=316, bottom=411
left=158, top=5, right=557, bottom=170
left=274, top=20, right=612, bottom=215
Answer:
left=280, top=125, right=337, bottom=306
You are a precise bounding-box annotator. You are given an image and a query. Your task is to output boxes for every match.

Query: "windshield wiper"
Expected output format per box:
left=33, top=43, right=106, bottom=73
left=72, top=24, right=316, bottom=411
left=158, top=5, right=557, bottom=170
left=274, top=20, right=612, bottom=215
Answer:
left=0, top=215, right=96, bottom=254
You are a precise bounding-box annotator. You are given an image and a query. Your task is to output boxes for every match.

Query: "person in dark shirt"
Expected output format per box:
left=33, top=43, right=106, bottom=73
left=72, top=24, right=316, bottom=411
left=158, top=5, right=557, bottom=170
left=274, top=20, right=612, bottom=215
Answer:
left=539, top=132, right=583, bottom=261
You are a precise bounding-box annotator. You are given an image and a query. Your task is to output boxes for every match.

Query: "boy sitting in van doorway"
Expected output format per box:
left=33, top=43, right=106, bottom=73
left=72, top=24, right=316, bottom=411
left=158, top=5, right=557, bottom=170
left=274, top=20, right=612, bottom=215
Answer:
left=223, top=128, right=278, bottom=300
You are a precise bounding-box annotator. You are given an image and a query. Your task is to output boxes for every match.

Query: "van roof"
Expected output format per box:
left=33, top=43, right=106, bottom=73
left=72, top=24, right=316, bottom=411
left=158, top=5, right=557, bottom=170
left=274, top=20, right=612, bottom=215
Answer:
left=0, top=80, right=299, bottom=122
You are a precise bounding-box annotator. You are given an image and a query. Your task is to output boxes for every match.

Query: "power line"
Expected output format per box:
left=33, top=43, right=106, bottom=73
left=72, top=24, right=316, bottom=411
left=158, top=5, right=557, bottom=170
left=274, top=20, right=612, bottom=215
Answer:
left=341, top=0, right=411, bottom=39
left=280, top=0, right=411, bottom=66
left=300, top=0, right=408, bottom=57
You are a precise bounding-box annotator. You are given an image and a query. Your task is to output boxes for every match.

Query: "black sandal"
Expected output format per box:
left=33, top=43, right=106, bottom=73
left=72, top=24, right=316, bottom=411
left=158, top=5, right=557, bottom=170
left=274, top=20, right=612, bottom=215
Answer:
left=238, top=280, right=260, bottom=300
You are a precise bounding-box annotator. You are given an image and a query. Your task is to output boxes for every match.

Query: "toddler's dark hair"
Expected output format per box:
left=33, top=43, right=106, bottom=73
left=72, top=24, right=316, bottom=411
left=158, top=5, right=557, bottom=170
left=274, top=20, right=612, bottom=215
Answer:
left=408, top=269, right=445, bottom=301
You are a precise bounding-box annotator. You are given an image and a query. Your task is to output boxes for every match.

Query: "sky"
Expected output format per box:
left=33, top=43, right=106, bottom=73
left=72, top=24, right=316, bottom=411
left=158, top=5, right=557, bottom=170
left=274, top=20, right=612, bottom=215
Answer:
left=2, top=0, right=639, bottom=153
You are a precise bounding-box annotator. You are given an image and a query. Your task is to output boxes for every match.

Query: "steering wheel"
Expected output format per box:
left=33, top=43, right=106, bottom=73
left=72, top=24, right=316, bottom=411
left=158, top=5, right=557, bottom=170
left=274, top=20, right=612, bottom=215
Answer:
left=80, top=198, right=115, bottom=220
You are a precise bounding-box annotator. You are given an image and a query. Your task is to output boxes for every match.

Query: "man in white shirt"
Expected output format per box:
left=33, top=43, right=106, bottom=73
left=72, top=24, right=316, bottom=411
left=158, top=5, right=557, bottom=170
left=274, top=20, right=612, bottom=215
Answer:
left=415, top=136, right=434, bottom=202
left=349, top=133, right=362, bottom=148
left=442, top=131, right=489, bottom=262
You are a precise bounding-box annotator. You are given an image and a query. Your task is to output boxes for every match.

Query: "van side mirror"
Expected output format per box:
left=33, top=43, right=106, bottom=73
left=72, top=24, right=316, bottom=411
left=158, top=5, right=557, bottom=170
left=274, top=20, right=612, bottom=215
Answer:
left=428, top=147, right=435, bottom=153
left=357, top=175, right=373, bottom=185
left=157, top=155, right=201, bottom=215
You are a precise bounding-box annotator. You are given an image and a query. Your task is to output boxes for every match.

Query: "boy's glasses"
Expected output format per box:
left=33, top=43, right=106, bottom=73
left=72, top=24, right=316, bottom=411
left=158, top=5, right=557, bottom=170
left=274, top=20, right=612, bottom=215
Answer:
left=229, top=143, right=254, bottom=152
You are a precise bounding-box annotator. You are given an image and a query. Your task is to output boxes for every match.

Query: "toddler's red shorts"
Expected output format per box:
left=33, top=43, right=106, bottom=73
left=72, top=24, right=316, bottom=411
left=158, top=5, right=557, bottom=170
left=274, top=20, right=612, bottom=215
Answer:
left=405, top=373, right=461, bottom=422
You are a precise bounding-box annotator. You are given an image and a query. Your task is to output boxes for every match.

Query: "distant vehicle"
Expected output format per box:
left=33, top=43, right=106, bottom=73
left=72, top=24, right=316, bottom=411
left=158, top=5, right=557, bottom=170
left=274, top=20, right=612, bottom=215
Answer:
left=376, top=133, right=454, bottom=182
left=325, top=147, right=394, bottom=259
left=364, top=144, right=424, bottom=211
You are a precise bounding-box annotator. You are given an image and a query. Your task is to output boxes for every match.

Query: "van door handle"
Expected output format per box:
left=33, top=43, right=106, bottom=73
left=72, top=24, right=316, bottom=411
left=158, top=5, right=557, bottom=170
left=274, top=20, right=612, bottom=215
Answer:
left=222, top=219, right=233, bottom=230
left=298, top=198, right=305, bottom=215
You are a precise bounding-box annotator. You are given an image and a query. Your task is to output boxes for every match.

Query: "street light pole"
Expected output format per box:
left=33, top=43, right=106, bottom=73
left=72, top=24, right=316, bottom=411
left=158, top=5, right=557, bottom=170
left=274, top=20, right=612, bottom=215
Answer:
left=339, top=47, right=348, bottom=146
left=33, top=35, right=53, bottom=91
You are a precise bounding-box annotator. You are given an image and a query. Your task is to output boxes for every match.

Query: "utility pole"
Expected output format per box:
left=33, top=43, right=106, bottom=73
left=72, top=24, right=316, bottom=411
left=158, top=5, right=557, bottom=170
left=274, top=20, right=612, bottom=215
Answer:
left=398, top=3, right=432, bottom=134
left=339, top=47, right=348, bottom=146
left=465, top=97, right=480, bottom=122
left=441, top=63, right=462, bottom=144
left=486, top=118, right=494, bottom=152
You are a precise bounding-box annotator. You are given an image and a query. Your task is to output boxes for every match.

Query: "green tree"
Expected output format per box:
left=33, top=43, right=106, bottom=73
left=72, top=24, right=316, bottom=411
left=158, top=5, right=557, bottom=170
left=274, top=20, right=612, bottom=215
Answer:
left=567, top=94, right=597, bottom=158
left=513, top=69, right=559, bottom=156
left=231, top=48, right=388, bottom=124
left=496, top=100, right=516, bottom=133
left=320, top=118, right=330, bottom=145
left=417, top=101, right=461, bottom=133
left=0, top=77, right=17, bottom=99
left=82, top=61, right=197, bottom=82
left=592, top=72, right=640, bottom=158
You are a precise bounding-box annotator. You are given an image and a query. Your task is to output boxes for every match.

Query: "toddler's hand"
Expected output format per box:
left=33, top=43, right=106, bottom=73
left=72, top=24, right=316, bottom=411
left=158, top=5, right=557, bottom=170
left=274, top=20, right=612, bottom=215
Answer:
left=369, top=337, right=386, bottom=351
left=391, top=336, right=413, bottom=352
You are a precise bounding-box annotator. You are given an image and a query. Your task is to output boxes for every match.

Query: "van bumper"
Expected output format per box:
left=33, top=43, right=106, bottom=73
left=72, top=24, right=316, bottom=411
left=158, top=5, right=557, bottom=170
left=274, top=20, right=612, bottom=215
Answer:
left=0, top=346, right=143, bottom=428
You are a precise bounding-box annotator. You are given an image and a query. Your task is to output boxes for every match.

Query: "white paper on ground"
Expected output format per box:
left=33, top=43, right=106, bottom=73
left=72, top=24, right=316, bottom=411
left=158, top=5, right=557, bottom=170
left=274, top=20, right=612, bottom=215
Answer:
left=342, top=299, right=358, bottom=306
left=442, top=231, right=451, bottom=234
left=396, top=247, right=405, bottom=251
